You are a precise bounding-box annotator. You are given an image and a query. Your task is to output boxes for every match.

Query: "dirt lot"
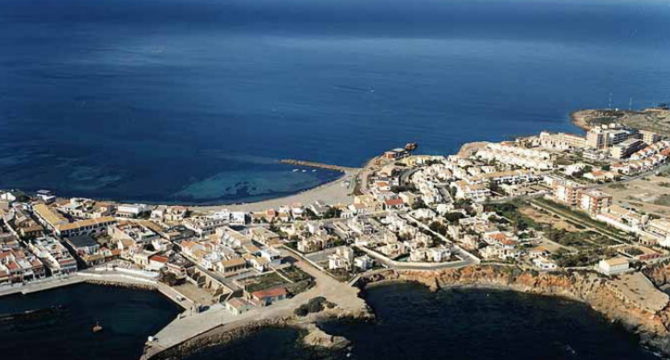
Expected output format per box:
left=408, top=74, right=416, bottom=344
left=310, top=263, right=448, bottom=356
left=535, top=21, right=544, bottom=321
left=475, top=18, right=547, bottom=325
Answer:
left=607, top=175, right=670, bottom=216
left=174, top=282, right=217, bottom=305
left=519, top=206, right=581, bottom=232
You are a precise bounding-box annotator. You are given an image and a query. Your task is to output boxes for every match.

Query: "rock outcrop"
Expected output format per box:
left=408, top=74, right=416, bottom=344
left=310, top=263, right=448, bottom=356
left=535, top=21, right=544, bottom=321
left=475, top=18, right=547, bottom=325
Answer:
left=301, top=323, right=350, bottom=349
left=359, top=266, right=670, bottom=355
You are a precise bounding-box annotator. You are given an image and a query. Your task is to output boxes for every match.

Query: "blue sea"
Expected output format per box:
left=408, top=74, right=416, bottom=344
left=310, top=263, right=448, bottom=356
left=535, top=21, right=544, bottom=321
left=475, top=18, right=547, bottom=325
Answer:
left=185, top=284, right=662, bottom=360
left=1, top=0, right=669, bottom=204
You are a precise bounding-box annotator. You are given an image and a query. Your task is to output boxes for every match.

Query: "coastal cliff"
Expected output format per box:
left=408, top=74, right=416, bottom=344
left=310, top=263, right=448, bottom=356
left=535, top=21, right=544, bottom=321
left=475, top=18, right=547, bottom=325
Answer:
left=359, top=266, right=670, bottom=355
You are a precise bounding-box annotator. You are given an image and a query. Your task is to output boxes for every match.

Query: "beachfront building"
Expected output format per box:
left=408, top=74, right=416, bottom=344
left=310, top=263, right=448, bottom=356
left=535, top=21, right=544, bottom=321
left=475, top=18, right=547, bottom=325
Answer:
left=538, top=131, right=587, bottom=150
left=184, top=216, right=229, bottom=238
left=33, top=203, right=116, bottom=238
left=116, top=204, right=151, bottom=218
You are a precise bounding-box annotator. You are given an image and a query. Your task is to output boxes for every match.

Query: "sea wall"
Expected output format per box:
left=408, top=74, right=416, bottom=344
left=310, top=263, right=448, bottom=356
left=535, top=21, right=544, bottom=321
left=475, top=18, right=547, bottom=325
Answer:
left=358, top=266, right=670, bottom=355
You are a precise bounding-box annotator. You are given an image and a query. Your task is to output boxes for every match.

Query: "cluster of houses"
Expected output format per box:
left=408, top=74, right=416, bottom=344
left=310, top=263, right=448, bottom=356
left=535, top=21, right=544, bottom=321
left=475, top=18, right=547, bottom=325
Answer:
left=179, top=226, right=283, bottom=276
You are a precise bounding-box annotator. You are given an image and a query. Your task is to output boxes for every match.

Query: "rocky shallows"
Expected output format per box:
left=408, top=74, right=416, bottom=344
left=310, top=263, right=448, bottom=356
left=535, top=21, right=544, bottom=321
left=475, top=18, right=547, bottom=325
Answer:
left=149, top=298, right=372, bottom=360
left=359, top=265, right=670, bottom=355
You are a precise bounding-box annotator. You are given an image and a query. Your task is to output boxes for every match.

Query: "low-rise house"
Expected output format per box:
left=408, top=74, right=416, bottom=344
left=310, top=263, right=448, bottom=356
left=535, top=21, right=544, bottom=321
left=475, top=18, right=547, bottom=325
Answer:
left=216, top=257, right=247, bottom=276
left=329, top=247, right=354, bottom=270
left=184, top=216, right=229, bottom=238
left=148, top=254, right=169, bottom=271
left=384, top=198, right=405, bottom=210
left=354, top=255, right=374, bottom=271
left=533, top=257, right=558, bottom=271
left=0, top=249, right=45, bottom=283
left=250, top=227, right=281, bottom=246
left=598, top=257, right=630, bottom=276
left=64, top=234, right=104, bottom=266
left=110, top=223, right=159, bottom=246
left=116, top=204, right=150, bottom=218
left=250, top=286, right=287, bottom=306
left=27, top=237, right=77, bottom=275
left=225, top=297, right=256, bottom=315
left=297, top=235, right=332, bottom=254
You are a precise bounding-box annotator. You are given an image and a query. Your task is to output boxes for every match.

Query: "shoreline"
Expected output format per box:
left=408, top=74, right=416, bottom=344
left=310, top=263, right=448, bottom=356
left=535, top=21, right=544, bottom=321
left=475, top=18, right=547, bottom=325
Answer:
left=357, top=266, right=670, bottom=356
left=569, top=109, right=593, bottom=132
left=147, top=264, right=670, bottom=360
left=190, top=170, right=356, bottom=213
left=0, top=272, right=191, bottom=310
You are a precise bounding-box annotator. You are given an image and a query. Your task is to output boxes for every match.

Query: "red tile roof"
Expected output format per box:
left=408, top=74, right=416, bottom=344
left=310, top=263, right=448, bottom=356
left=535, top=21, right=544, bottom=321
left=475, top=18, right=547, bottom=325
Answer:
left=251, top=286, right=287, bottom=299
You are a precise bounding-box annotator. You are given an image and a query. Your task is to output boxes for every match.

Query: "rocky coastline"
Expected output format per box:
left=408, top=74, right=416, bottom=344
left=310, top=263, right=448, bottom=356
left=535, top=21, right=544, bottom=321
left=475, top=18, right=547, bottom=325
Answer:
left=147, top=264, right=670, bottom=359
left=359, top=265, right=670, bottom=356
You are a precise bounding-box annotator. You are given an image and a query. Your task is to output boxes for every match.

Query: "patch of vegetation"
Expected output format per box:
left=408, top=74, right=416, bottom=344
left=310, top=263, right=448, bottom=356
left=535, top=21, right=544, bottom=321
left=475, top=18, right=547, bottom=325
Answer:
left=653, top=194, right=670, bottom=206
left=608, top=183, right=628, bottom=190
left=552, top=247, right=618, bottom=268
left=294, top=296, right=336, bottom=317
left=623, top=247, right=643, bottom=256
left=277, top=266, right=313, bottom=283
left=243, top=272, right=288, bottom=293
left=532, top=199, right=629, bottom=241
left=429, top=221, right=448, bottom=235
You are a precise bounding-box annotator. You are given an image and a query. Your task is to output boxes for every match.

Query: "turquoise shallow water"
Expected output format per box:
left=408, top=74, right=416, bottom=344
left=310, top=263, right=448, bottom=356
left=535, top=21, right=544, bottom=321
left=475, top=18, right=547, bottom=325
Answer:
left=1, top=0, right=669, bottom=204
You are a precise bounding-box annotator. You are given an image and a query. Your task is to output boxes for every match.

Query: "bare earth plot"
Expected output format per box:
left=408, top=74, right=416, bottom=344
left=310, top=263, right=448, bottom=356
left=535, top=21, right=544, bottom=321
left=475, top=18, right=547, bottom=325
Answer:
left=608, top=175, right=670, bottom=217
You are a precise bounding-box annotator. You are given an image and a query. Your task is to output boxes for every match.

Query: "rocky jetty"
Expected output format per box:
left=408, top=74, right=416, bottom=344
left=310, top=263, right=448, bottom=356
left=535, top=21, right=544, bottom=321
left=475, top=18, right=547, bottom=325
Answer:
left=301, top=323, right=350, bottom=349
left=359, top=266, right=670, bottom=355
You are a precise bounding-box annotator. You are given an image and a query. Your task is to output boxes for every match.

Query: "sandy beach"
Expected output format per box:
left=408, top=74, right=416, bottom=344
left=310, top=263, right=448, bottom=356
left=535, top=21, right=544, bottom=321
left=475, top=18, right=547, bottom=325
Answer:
left=190, top=171, right=356, bottom=213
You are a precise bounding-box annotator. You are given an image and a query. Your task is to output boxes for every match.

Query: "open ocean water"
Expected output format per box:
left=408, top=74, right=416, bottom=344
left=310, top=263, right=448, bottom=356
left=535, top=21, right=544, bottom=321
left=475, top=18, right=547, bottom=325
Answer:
left=1, top=0, right=669, bottom=204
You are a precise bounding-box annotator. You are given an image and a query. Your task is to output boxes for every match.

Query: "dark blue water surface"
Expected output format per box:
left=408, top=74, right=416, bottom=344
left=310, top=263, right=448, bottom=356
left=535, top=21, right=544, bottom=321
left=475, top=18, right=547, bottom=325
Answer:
left=185, top=283, right=661, bottom=360
left=0, top=283, right=181, bottom=360
left=1, top=0, right=670, bottom=203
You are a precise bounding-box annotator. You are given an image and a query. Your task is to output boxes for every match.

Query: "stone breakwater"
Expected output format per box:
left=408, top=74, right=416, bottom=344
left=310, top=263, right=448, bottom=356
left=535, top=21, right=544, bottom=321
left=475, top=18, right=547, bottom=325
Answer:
left=358, top=265, right=670, bottom=355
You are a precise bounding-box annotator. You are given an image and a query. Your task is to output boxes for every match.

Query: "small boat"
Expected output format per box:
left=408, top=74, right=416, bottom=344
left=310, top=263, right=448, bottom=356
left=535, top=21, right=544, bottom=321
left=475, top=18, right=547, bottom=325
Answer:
left=292, top=169, right=299, bottom=172
left=312, top=169, right=316, bottom=172
left=92, top=322, right=103, bottom=333
left=301, top=170, right=307, bottom=173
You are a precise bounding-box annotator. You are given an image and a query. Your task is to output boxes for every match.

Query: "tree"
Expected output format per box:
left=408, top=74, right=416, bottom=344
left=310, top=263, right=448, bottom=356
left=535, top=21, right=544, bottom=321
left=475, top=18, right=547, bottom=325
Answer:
left=324, top=207, right=342, bottom=219
left=444, top=212, right=465, bottom=223
left=412, top=199, right=427, bottom=210
left=303, top=208, right=319, bottom=220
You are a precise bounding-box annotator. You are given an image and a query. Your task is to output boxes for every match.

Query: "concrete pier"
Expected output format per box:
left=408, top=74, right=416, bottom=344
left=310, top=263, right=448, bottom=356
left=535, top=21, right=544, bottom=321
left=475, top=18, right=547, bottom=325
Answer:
left=279, top=159, right=360, bottom=173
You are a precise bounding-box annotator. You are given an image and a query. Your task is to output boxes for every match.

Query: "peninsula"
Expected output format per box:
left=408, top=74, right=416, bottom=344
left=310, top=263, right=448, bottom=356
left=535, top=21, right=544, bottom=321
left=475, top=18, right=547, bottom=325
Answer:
left=5, top=115, right=670, bottom=358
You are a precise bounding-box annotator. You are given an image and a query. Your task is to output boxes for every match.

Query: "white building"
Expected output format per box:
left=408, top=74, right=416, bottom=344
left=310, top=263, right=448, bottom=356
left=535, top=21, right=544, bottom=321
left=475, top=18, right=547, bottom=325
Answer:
left=597, top=257, right=630, bottom=276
